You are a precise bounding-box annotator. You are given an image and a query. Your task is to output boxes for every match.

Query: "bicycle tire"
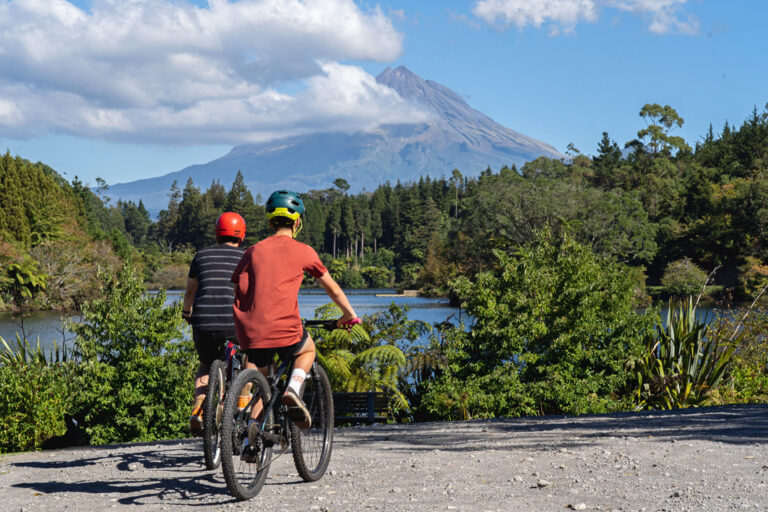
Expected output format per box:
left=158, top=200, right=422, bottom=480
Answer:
left=290, top=364, right=334, bottom=481
left=220, top=368, right=273, bottom=500
left=203, top=359, right=225, bottom=470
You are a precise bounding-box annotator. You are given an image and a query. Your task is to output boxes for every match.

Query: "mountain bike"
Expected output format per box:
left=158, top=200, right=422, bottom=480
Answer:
left=203, top=338, right=245, bottom=470
left=219, top=319, right=336, bottom=501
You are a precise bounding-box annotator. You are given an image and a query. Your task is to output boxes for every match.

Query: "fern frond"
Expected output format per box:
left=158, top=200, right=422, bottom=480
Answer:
left=317, top=350, right=353, bottom=384
left=352, top=345, right=406, bottom=371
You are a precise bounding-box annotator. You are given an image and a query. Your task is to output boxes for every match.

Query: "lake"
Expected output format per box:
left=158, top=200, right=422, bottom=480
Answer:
left=0, top=289, right=462, bottom=355
left=0, top=290, right=747, bottom=357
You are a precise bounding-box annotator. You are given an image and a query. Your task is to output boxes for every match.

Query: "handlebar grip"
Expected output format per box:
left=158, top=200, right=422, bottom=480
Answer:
left=338, top=318, right=362, bottom=328
left=303, top=318, right=362, bottom=330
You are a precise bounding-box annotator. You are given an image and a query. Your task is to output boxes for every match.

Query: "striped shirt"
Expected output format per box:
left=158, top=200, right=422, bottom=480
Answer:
left=188, top=244, right=245, bottom=331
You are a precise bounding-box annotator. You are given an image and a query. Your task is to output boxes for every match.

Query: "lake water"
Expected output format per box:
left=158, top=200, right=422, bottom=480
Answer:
left=0, top=289, right=462, bottom=355
left=0, top=290, right=748, bottom=357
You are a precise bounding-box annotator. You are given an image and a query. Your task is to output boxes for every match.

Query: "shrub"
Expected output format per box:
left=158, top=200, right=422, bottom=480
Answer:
left=340, top=267, right=366, bottom=289
left=360, top=266, right=393, bottom=288
left=661, top=258, right=708, bottom=298
left=0, top=336, right=73, bottom=453
left=707, top=309, right=768, bottom=404
left=419, top=228, right=654, bottom=419
left=68, top=265, right=194, bottom=444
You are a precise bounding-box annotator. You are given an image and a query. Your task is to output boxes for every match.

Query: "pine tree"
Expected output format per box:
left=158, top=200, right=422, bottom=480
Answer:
left=225, top=171, right=260, bottom=244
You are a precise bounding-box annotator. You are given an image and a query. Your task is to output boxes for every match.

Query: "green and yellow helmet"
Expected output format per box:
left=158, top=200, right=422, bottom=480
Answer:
left=265, top=190, right=305, bottom=221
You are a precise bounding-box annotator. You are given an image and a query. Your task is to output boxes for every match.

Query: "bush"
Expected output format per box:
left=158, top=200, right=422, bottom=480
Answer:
left=419, top=228, right=655, bottom=419
left=68, top=265, right=195, bottom=444
left=421, top=364, right=535, bottom=421
left=707, top=309, right=768, bottom=404
left=661, top=258, right=708, bottom=298
left=360, top=265, right=393, bottom=288
left=339, top=267, right=366, bottom=289
left=0, top=359, right=74, bottom=453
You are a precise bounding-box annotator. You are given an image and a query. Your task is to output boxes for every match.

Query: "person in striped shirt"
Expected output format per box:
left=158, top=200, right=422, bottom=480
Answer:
left=183, top=212, right=247, bottom=434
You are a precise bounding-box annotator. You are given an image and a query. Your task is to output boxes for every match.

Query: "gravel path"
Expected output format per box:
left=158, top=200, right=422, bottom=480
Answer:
left=2, top=404, right=766, bottom=511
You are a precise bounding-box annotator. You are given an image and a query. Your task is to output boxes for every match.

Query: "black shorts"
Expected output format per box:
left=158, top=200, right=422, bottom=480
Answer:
left=193, top=328, right=237, bottom=365
left=246, top=328, right=308, bottom=368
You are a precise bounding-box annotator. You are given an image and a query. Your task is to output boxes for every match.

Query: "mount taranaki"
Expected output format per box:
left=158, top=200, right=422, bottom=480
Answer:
left=108, top=66, right=562, bottom=212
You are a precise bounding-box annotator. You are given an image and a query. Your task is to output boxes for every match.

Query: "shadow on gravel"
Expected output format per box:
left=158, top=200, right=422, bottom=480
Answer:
left=342, top=404, right=768, bottom=453
left=11, top=443, right=230, bottom=506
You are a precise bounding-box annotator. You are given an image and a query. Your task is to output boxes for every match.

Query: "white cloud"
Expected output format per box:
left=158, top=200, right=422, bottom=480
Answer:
left=473, top=0, right=698, bottom=35
left=0, top=0, right=429, bottom=144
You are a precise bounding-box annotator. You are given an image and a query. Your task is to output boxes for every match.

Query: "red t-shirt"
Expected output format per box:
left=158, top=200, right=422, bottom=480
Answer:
left=231, top=235, right=328, bottom=350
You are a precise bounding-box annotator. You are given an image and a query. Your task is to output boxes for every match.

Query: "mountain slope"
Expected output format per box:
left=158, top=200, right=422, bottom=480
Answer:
left=108, top=66, right=562, bottom=212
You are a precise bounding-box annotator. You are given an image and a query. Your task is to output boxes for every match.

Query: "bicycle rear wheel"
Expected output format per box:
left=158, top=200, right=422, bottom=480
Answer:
left=220, top=369, right=273, bottom=500
left=291, top=364, right=334, bottom=481
left=203, top=359, right=225, bottom=470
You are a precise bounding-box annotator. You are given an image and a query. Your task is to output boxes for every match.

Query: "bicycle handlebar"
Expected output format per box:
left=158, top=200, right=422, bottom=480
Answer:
left=303, top=318, right=362, bottom=331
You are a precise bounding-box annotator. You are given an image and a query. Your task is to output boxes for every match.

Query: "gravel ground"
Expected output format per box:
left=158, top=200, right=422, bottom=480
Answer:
left=1, top=404, right=766, bottom=511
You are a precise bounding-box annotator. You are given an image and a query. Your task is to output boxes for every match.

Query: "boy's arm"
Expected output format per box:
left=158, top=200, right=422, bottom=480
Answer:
left=316, top=272, right=357, bottom=322
left=182, top=277, right=198, bottom=321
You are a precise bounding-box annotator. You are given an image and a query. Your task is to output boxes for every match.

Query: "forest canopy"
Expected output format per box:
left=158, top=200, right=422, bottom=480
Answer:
left=3, top=101, right=768, bottom=309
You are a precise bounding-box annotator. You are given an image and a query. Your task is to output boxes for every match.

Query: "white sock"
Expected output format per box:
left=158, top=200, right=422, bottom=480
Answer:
left=288, top=368, right=306, bottom=395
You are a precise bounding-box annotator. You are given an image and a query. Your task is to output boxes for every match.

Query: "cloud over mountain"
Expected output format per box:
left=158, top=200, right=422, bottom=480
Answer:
left=0, top=0, right=429, bottom=143
left=107, top=66, right=563, bottom=213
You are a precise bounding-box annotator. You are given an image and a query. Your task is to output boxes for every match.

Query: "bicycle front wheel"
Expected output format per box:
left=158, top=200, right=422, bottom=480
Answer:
left=203, top=359, right=225, bottom=470
left=220, top=368, right=273, bottom=500
left=291, top=363, right=334, bottom=481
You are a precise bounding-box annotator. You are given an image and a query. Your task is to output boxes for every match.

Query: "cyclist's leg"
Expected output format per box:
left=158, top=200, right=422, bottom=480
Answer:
left=192, top=330, right=231, bottom=430
left=292, top=334, right=316, bottom=374
left=281, top=331, right=315, bottom=428
left=195, top=330, right=231, bottom=392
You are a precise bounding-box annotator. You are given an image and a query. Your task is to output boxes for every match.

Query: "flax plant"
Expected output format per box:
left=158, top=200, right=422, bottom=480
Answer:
left=629, top=297, right=735, bottom=410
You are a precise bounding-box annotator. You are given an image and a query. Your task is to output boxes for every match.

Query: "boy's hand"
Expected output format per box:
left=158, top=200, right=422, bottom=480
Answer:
left=337, top=317, right=361, bottom=331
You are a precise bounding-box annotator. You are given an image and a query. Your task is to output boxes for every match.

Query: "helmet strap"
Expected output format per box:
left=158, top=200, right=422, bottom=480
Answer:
left=292, top=217, right=303, bottom=238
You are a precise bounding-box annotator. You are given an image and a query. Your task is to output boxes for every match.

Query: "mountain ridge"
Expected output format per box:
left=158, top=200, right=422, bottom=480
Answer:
left=108, top=66, right=562, bottom=212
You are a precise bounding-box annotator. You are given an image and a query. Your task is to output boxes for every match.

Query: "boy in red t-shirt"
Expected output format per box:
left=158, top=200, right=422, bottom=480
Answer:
left=231, top=190, right=358, bottom=429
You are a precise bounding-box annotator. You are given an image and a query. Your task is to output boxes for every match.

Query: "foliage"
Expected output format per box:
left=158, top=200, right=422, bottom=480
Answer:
left=7, top=100, right=768, bottom=305
left=67, top=265, right=194, bottom=444
left=310, top=303, right=410, bottom=412
left=661, top=258, right=708, bottom=298
left=707, top=309, right=768, bottom=404
left=340, top=267, right=366, bottom=289
left=419, top=228, right=655, bottom=420
left=628, top=298, right=735, bottom=410
left=5, top=259, right=47, bottom=302
left=737, top=257, right=768, bottom=299
left=0, top=335, right=72, bottom=453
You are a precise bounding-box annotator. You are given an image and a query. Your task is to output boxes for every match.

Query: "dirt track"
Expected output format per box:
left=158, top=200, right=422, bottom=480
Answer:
left=2, top=404, right=767, bottom=511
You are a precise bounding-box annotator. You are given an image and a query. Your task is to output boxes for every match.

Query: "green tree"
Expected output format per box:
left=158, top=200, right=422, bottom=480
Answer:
left=636, top=103, right=691, bottom=155
left=225, top=171, right=262, bottom=244
left=154, top=181, right=181, bottom=249
left=661, top=258, right=708, bottom=298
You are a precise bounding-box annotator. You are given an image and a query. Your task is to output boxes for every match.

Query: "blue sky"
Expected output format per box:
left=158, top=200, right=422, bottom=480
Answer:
left=1, top=0, right=766, bottom=186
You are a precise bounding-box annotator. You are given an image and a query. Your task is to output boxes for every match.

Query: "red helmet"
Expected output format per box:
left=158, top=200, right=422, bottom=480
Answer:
left=215, top=212, right=246, bottom=241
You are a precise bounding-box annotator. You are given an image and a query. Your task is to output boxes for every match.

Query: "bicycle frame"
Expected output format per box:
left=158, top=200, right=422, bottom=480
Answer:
left=239, top=319, right=336, bottom=437
left=223, top=339, right=241, bottom=385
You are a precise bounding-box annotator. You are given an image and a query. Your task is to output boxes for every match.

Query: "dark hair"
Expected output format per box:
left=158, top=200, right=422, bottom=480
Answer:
left=269, top=216, right=296, bottom=231
left=217, top=235, right=242, bottom=245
